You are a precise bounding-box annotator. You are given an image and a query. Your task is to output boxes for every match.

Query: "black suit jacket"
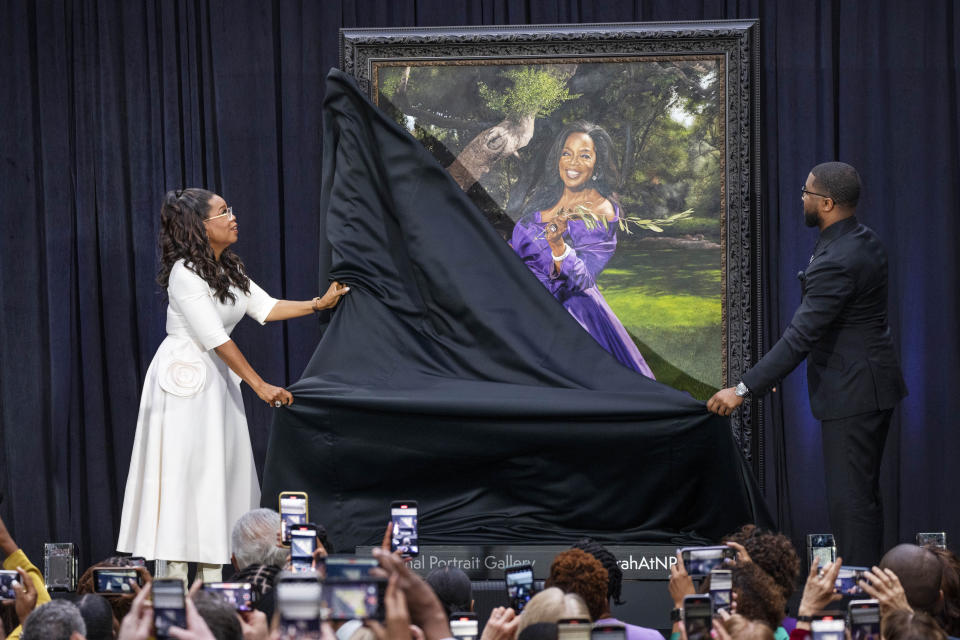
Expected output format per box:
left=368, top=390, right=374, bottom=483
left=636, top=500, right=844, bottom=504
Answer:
left=742, top=216, right=907, bottom=420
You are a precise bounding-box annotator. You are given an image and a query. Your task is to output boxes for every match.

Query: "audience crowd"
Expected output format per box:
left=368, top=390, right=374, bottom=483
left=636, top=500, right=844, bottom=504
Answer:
left=1, top=505, right=957, bottom=640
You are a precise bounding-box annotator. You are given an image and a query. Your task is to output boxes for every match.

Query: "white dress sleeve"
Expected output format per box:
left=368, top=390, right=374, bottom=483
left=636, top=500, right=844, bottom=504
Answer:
left=245, top=278, right=278, bottom=325
left=168, top=263, right=232, bottom=350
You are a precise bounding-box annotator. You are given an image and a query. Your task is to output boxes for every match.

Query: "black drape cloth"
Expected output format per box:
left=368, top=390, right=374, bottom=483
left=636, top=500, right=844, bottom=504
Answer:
left=260, top=70, right=771, bottom=549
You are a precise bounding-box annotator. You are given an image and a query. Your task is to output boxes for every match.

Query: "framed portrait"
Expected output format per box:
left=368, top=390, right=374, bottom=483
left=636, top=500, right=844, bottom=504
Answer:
left=341, top=20, right=763, bottom=477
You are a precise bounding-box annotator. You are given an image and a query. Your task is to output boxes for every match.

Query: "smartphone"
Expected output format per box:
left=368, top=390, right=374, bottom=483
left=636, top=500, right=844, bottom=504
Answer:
left=450, top=612, right=479, bottom=640
left=324, top=580, right=385, bottom=621
left=153, top=578, right=187, bottom=639
left=324, top=555, right=379, bottom=581
left=93, top=568, right=142, bottom=594
left=390, top=501, right=419, bottom=557
left=290, top=524, right=319, bottom=573
left=203, top=582, right=256, bottom=612
left=44, top=542, right=78, bottom=592
left=683, top=594, right=713, bottom=640
left=277, top=576, right=323, bottom=640
left=807, top=534, right=837, bottom=570
left=679, top=546, right=736, bottom=577
left=591, top=624, right=627, bottom=640
left=709, top=569, right=732, bottom=613
left=0, top=570, right=18, bottom=601
left=810, top=619, right=845, bottom=640
left=917, top=532, right=947, bottom=549
left=848, top=599, right=880, bottom=640
left=279, top=491, right=309, bottom=546
left=557, top=618, right=592, bottom=640
left=504, top=564, right=536, bottom=613
left=835, top=566, right=870, bottom=595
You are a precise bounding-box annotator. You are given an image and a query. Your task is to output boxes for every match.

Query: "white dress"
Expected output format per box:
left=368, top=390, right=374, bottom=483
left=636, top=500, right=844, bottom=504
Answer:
left=117, top=260, right=277, bottom=564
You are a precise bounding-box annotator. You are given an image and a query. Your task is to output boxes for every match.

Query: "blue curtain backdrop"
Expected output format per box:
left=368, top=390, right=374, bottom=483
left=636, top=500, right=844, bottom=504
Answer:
left=0, top=0, right=957, bottom=567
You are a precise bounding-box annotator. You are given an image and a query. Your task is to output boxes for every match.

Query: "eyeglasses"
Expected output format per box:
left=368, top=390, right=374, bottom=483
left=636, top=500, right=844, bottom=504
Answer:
left=801, top=186, right=831, bottom=200
left=204, top=207, right=235, bottom=223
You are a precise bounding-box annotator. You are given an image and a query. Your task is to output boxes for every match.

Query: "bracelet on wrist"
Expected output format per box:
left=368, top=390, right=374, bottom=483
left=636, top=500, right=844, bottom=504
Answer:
left=552, top=243, right=572, bottom=262
left=312, top=297, right=323, bottom=312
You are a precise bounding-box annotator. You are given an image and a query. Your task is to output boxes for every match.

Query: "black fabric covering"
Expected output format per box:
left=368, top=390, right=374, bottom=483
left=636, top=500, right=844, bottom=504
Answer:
left=260, top=71, right=771, bottom=549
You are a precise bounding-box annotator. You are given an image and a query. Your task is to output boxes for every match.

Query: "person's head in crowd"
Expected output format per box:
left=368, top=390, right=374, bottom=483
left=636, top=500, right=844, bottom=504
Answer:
left=425, top=566, right=473, bottom=617
left=192, top=590, right=243, bottom=640
left=21, top=599, right=87, bottom=640
left=545, top=549, right=608, bottom=621
left=927, top=546, right=960, bottom=636
left=881, top=609, right=948, bottom=640
left=517, top=622, right=559, bottom=640
left=879, top=544, right=944, bottom=614
left=722, top=613, right=775, bottom=640
left=76, top=594, right=115, bottom=640
left=729, top=562, right=786, bottom=631
left=571, top=538, right=625, bottom=612
left=516, top=588, right=589, bottom=636
left=723, top=524, right=802, bottom=602
left=231, top=508, right=289, bottom=570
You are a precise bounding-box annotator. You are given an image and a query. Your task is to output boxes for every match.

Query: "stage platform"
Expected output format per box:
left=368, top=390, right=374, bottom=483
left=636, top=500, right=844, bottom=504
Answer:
left=357, top=544, right=678, bottom=635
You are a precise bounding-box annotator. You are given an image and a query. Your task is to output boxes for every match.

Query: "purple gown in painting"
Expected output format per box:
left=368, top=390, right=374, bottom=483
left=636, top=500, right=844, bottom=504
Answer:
left=511, top=205, right=655, bottom=378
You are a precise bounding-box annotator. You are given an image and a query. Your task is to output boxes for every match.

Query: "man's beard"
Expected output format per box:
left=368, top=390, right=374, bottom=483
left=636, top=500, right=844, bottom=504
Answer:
left=804, top=208, right=820, bottom=227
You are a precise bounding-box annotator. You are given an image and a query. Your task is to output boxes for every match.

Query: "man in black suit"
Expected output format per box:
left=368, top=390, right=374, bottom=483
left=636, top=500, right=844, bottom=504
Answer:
left=708, top=162, right=907, bottom=566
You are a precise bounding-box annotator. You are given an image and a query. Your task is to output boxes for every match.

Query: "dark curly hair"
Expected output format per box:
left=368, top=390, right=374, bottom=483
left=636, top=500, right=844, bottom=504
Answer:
left=729, top=562, right=786, bottom=630
left=525, top=121, right=621, bottom=214
left=928, top=546, right=960, bottom=636
left=157, top=188, right=249, bottom=304
left=723, top=524, right=801, bottom=601
left=545, top=548, right=609, bottom=621
left=571, top=538, right=625, bottom=606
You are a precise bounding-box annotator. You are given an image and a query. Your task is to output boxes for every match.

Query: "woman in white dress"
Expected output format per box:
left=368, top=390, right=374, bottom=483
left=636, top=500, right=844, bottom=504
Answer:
left=117, top=188, right=348, bottom=583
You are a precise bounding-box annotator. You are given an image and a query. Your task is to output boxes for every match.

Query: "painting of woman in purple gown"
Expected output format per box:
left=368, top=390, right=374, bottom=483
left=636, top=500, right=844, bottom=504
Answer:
left=510, top=122, right=654, bottom=377
left=374, top=58, right=725, bottom=400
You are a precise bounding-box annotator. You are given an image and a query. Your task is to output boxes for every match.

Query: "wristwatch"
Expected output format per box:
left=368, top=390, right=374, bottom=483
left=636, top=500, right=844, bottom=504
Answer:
left=670, top=608, right=683, bottom=623
left=735, top=381, right=750, bottom=397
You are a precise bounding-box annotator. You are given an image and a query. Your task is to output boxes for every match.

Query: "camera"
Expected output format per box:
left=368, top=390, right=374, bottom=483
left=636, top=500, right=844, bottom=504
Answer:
left=203, top=582, right=256, bottom=612
left=323, top=579, right=385, bottom=621
left=678, top=546, right=736, bottom=577
left=807, top=534, right=837, bottom=570
left=390, top=501, right=419, bottom=558
left=504, top=564, right=536, bottom=612
left=93, top=568, right=142, bottom=594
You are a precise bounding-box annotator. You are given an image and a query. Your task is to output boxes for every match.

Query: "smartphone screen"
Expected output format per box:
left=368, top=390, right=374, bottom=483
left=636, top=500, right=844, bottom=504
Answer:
left=450, top=613, right=479, bottom=640
left=504, top=564, right=536, bottom=612
left=93, top=568, right=140, bottom=594
left=153, top=578, right=186, bottom=639
left=709, top=569, right=732, bottom=613
left=127, top=556, right=147, bottom=568
left=325, top=555, right=379, bottom=581
left=916, top=532, right=947, bottom=549
left=324, top=581, right=384, bottom=621
left=590, top=625, right=627, bottom=640
left=835, top=566, right=869, bottom=595
left=849, top=600, right=880, bottom=640
left=390, top=501, right=419, bottom=557
left=680, top=546, right=735, bottom=577
left=808, top=534, right=837, bottom=569
left=557, top=619, right=592, bottom=640
left=290, top=525, right=318, bottom=573
left=277, top=579, right=322, bottom=640
left=0, top=570, right=18, bottom=601
left=279, top=492, right=309, bottom=545
left=683, top=594, right=713, bottom=640
left=811, top=619, right=845, bottom=640
left=203, top=582, right=255, bottom=612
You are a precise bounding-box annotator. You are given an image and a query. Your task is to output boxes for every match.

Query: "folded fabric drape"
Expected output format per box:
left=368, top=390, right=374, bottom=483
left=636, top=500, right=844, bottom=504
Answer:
left=260, top=69, right=771, bottom=550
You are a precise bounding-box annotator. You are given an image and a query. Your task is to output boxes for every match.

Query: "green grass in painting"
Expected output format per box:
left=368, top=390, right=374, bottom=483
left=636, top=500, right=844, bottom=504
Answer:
left=598, top=246, right=722, bottom=399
